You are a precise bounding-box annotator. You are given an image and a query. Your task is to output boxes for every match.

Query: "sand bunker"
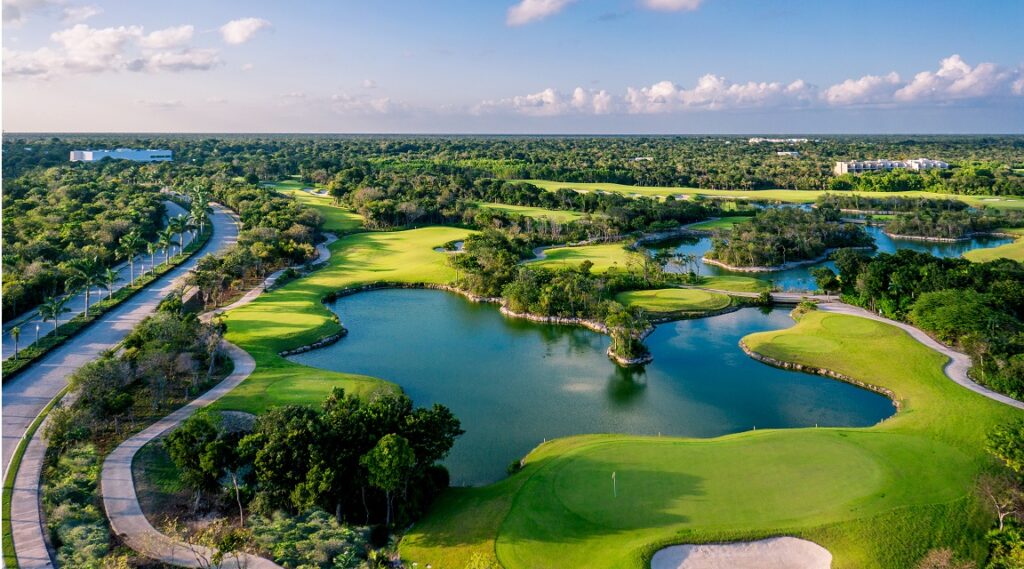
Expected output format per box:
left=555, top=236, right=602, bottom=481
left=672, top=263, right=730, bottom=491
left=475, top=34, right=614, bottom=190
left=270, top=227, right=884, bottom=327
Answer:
left=650, top=537, right=831, bottom=569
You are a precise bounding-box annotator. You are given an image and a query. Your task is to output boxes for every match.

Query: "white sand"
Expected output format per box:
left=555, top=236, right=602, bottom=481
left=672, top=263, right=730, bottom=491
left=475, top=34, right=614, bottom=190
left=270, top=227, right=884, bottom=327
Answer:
left=651, top=537, right=832, bottom=569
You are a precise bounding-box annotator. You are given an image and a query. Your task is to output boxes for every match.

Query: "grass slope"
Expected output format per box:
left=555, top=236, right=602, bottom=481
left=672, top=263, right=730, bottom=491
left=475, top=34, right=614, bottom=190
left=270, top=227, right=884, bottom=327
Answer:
left=963, top=227, right=1024, bottom=262
left=615, top=288, right=731, bottom=313
left=531, top=243, right=639, bottom=273
left=267, top=181, right=364, bottom=233
left=476, top=203, right=584, bottom=223
left=522, top=179, right=1024, bottom=211
left=215, top=226, right=473, bottom=414
left=402, top=311, right=1022, bottom=569
left=687, top=216, right=751, bottom=231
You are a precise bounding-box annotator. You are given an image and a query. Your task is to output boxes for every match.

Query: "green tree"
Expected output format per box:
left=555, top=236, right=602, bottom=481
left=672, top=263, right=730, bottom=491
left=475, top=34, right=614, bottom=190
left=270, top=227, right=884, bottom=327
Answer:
left=65, top=256, right=104, bottom=318
left=11, top=326, right=20, bottom=360
left=360, top=433, right=415, bottom=527
left=39, top=294, right=71, bottom=334
left=987, top=420, right=1024, bottom=475
left=103, top=267, right=121, bottom=300
left=118, top=230, right=145, bottom=286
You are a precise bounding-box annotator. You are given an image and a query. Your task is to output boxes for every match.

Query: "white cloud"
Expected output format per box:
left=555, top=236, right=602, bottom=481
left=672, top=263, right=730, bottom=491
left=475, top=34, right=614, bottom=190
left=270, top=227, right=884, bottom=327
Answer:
left=141, top=48, right=219, bottom=72
left=894, top=54, right=1015, bottom=102
left=641, top=0, right=703, bottom=11
left=61, top=3, right=100, bottom=22
left=241, top=62, right=255, bottom=71
left=822, top=72, right=901, bottom=106
left=4, top=23, right=219, bottom=78
left=362, top=78, right=378, bottom=89
left=220, top=17, right=271, bottom=45
left=474, top=87, right=614, bottom=116
left=136, top=98, right=183, bottom=109
left=330, top=93, right=401, bottom=115
left=138, top=24, right=194, bottom=49
left=506, top=0, right=575, bottom=26
left=1013, top=78, right=1024, bottom=96
left=4, top=0, right=100, bottom=26
left=625, top=75, right=816, bottom=113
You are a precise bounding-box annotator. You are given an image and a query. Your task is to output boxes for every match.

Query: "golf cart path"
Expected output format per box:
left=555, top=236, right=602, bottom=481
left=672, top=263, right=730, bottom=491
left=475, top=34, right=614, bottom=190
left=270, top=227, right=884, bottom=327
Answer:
left=2, top=200, right=194, bottom=360
left=818, top=303, right=1024, bottom=410
left=100, top=234, right=337, bottom=568
left=5, top=203, right=239, bottom=569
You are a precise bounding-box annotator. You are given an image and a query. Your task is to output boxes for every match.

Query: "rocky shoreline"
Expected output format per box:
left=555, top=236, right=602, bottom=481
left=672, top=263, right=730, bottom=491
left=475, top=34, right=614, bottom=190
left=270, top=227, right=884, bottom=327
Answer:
left=884, top=230, right=1015, bottom=243
left=702, top=246, right=873, bottom=273
left=738, top=339, right=901, bottom=410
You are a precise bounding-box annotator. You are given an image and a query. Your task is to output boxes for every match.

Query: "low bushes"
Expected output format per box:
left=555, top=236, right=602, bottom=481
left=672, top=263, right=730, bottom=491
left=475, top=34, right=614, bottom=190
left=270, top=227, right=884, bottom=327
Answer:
left=42, top=444, right=109, bottom=567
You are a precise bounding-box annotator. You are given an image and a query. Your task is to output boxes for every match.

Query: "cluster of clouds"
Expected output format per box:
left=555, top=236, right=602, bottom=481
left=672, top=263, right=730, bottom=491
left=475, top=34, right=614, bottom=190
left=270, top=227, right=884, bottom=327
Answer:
left=3, top=1, right=271, bottom=79
left=506, top=0, right=703, bottom=25
left=478, top=55, right=1024, bottom=117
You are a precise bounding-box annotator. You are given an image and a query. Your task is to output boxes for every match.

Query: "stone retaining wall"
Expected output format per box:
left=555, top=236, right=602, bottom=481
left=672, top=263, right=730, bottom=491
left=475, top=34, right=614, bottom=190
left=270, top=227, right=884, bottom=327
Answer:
left=738, top=340, right=901, bottom=410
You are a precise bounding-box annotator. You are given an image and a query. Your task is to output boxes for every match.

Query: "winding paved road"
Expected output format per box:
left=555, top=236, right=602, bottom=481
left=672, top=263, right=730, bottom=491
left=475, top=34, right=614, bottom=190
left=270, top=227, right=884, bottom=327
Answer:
left=2, top=200, right=196, bottom=360
left=99, top=234, right=337, bottom=568
left=4, top=204, right=239, bottom=569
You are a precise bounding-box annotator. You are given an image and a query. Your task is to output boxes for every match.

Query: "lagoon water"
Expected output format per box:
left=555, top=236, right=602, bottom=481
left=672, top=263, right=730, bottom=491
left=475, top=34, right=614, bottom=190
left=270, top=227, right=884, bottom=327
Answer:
left=653, top=225, right=1012, bottom=291
left=290, top=289, right=895, bottom=485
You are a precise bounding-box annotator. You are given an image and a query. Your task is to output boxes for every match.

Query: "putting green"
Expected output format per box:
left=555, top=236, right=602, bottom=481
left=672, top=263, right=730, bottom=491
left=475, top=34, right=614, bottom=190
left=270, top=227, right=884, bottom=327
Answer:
left=963, top=228, right=1024, bottom=262
left=522, top=179, right=1024, bottom=211
left=531, top=243, right=639, bottom=273
left=695, top=275, right=772, bottom=293
left=215, top=226, right=474, bottom=414
left=267, top=181, right=364, bottom=233
left=476, top=202, right=584, bottom=223
left=401, top=311, right=1022, bottom=569
left=615, top=288, right=731, bottom=313
left=687, top=216, right=751, bottom=231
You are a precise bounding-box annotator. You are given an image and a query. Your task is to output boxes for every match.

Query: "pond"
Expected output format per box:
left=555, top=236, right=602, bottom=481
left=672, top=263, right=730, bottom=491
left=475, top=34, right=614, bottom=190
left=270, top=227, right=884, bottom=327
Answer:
left=289, top=289, right=895, bottom=485
left=652, top=225, right=1012, bottom=291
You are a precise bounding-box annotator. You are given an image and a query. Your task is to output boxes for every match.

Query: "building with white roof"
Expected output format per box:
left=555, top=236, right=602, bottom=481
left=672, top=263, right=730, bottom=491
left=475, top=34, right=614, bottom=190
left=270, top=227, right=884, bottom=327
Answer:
left=834, top=158, right=948, bottom=175
left=70, top=149, right=173, bottom=163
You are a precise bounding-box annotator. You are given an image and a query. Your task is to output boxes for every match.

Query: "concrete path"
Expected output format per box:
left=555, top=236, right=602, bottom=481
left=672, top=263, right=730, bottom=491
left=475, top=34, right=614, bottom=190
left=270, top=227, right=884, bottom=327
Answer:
left=2, top=204, right=238, bottom=569
left=100, top=233, right=338, bottom=568
left=2, top=201, right=196, bottom=360
left=101, top=343, right=281, bottom=569
left=818, top=303, right=1024, bottom=410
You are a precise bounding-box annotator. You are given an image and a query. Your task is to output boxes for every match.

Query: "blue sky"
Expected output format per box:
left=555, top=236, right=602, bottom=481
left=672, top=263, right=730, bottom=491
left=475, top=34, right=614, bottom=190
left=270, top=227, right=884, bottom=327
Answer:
left=3, top=0, right=1023, bottom=133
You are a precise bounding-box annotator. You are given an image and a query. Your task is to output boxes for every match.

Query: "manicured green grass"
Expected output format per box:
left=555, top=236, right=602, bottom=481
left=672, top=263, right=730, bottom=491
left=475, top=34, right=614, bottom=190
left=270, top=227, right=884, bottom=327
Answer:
left=402, top=311, right=1022, bottom=569
left=267, top=181, right=364, bottom=233
left=476, top=202, right=584, bottom=223
left=963, top=228, right=1024, bottom=262
left=694, top=275, right=772, bottom=293
left=615, top=288, right=731, bottom=313
left=521, top=179, right=1024, bottom=211
left=531, top=243, right=639, bottom=273
left=215, top=226, right=474, bottom=414
left=687, top=216, right=751, bottom=231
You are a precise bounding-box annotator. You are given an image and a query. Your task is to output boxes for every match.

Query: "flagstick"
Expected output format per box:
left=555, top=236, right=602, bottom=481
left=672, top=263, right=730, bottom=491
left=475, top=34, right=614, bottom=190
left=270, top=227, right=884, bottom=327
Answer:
left=612, top=471, right=617, bottom=498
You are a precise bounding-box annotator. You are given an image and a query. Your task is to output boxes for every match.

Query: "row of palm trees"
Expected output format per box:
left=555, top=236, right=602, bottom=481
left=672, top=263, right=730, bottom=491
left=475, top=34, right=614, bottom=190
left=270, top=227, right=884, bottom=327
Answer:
left=22, top=190, right=213, bottom=353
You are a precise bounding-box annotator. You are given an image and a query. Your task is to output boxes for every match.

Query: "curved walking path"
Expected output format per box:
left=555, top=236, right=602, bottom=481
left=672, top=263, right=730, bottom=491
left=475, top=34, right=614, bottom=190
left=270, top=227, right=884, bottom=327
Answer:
left=818, top=303, right=1024, bottom=410
left=101, top=343, right=281, bottom=569
left=2, top=200, right=195, bottom=360
left=100, top=233, right=338, bottom=568
left=4, top=204, right=239, bottom=569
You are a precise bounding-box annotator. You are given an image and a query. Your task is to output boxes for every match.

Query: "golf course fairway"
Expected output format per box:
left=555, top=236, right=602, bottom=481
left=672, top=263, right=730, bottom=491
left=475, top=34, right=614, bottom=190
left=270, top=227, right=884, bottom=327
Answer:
left=523, top=179, right=1024, bottom=211
left=208, top=214, right=1022, bottom=568
left=214, top=226, right=473, bottom=414
left=615, top=288, right=732, bottom=314
left=400, top=310, right=1023, bottom=569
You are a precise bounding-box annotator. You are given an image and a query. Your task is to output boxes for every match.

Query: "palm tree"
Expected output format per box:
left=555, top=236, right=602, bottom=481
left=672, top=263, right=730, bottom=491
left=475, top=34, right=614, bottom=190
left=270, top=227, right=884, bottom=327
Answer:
left=190, top=187, right=212, bottom=233
left=103, top=267, right=121, bottom=300
left=39, top=295, right=71, bottom=335
left=147, top=242, right=159, bottom=272
left=183, top=215, right=198, bottom=248
left=66, top=257, right=105, bottom=318
left=11, top=326, right=20, bottom=360
left=169, top=215, right=187, bottom=255
left=118, top=231, right=144, bottom=286
left=158, top=227, right=175, bottom=264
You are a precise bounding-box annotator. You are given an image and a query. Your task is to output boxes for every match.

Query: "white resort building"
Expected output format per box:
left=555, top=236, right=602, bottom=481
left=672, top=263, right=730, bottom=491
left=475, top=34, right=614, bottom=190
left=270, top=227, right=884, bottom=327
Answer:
left=833, top=158, right=948, bottom=175
left=70, top=149, right=173, bottom=162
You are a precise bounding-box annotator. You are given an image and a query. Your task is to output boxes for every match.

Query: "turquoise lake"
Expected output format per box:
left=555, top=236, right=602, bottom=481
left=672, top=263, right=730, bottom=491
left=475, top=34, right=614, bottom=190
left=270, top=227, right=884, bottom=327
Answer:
left=290, top=289, right=896, bottom=485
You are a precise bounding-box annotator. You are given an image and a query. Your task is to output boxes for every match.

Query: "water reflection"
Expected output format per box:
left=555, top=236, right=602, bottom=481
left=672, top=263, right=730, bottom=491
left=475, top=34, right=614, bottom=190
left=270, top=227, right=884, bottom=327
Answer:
left=290, top=289, right=895, bottom=485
